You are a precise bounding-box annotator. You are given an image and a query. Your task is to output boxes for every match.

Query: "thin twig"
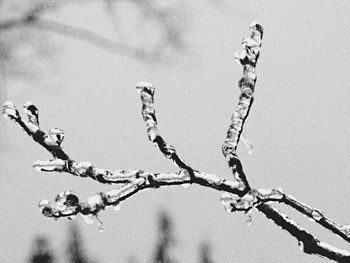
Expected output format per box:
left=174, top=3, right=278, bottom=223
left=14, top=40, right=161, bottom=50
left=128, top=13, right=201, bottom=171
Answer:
left=3, top=22, right=350, bottom=262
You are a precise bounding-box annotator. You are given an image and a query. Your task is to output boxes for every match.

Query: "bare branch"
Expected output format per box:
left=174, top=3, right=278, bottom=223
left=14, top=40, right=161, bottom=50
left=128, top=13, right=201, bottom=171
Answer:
left=222, top=22, right=263, bottom=193
left=222, top=188, right=350, bottom=243
left=36, top=170, right=246, bottom=220
left=3, top=22, right=350, bottom=262
left=218, top=22, right=350, bottom=261
left=2, top=101, right=151, bottom=184
left=136, top=82, right=196, bottom=180
left=257, top=203, right=350, bottom=262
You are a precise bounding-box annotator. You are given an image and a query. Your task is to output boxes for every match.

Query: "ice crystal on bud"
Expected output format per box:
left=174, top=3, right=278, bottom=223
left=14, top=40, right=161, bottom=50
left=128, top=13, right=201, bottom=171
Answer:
left=73, top=162, right=92, bottom=176
left=311, top=210, right=323, bottom=221
left=38, top=199, right=53, bottom=217
left=81, top=214, right=95, bottom=224
left=276, top=188, right=284, bottom=194
left=242, top=37, right=259, bottom=48
left=250, top=21, right=260, bottom=28
left=49, top=128, right=65, bottom=146
left=23, top=101, right=39, bottom=125
left=221, top=193, right=233, bottom=205
left=86, top=194, right=104, bottom=211
left=246, top=211, right=252, bottom=226
left=268, top=189, right=283, bottom=200
left=33, top=159, right=65, bottom=172
left=256, top=188, right=270, bottom=195
left=179, top=169, right=190, bottom=180
left=33, top=163, right=44, bottom=172
left=241, top=134, right=253, bottom=154
left=221, top=193, right=234, bottom=212
left=66, top=193, right=79, bottom=207
left=340, top=225, right=350, bottom=236
left=136, top=81, right=154, bottom=92
left=2, top=101, right=19, bottom=120
left=181, top=183, right=191, bottom=189
left=113, top=203, right=121, bottom=211
left=298, top=241, right=304, bottom=252
left=96, top=216, right=104, bottom=232
left=39, top=199, right=50, bottom=206
left=234, top=49, right=247, bottom=64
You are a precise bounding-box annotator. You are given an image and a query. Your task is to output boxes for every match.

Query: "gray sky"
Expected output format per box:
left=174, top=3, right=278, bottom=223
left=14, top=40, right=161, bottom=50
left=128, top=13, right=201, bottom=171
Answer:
left=1, top=1, right=350, bottom=263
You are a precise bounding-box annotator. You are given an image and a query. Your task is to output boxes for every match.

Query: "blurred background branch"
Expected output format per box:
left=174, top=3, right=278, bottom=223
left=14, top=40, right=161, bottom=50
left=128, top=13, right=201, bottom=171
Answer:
left=0, top=0, right=189, bottom=148
left=0, top=0, right=187, bottom=81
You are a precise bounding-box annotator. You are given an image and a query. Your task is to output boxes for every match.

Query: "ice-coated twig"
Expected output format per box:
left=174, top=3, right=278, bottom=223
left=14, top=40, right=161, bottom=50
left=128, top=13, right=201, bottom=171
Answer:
left=1, top=100, right=243, bottom=195
left=2, top=101, right=168, bottom=184
left=2, top=101, right=69, bottom=160
left=221, top=188, right=350, bottom=243
left=136, top=81, right=249, bottom=196
left=222, top=22, right=263, bottom=193
left=219, top=23, right=350, bottom=261
left=269, top=191, right=350, bottom=243
left=258, top=204, right=350, bottom=262
left=37, top=169, right=245, bottom=219
left=3, top=23, right=350, bottom=262
left=221, top=190, right=350, bottom=260
left=282, top=195, right=350, bottom=244
left=136, top=81, right=196, bottom=181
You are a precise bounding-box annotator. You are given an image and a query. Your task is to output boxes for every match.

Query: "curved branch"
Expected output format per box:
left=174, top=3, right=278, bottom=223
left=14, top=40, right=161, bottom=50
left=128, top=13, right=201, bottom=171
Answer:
left=36, top=169, right=244, bottom=220
left=31, top=19, right=150, bottom=60
left=0, top=0, right=184, bottom=60
left=136, top=82, right=196, bottom=180
left=37, top=171, right=350, bottom=261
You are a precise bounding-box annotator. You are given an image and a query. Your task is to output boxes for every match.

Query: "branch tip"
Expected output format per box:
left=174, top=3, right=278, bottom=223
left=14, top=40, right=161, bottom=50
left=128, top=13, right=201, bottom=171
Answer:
left=2, top=101, right=19, bottom=120
left=136, top=81, right=154, bottom=93
left=49, top=128, right=65, bottom=146
left=249, top=21, right=263, bottom=38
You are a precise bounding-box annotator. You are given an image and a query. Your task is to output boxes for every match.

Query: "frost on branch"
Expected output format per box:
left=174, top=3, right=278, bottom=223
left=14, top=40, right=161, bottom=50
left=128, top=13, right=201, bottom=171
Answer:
left=4, top=23, right=350, bottom=262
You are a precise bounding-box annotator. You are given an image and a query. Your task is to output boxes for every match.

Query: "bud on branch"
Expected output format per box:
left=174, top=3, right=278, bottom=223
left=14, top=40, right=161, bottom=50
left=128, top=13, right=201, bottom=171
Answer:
left=3, top=23, right=350, bottom=262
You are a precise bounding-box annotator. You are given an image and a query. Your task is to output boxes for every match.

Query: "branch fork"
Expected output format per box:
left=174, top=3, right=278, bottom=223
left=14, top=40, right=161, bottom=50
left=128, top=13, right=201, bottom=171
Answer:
left=3, top=23, right=350, bottom=262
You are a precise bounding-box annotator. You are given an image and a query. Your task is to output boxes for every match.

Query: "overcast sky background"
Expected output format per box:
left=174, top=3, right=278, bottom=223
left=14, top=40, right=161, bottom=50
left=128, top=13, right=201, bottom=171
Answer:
left=1, top=1, right=350, bottom=263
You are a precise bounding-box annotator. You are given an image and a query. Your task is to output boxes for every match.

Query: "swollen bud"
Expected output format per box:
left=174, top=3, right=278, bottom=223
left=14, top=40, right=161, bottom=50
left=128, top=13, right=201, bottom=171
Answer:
left=66, top=194, right=79, bottom=207
left=38, top=199, right=53, bottom=217
left=2, top=101, right=19, bottom=120
left=49, top=128, right=65, bottom=146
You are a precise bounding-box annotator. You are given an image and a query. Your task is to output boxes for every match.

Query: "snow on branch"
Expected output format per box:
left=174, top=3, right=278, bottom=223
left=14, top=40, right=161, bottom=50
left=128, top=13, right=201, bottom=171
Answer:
left=3, top=22, right=350, bottom=262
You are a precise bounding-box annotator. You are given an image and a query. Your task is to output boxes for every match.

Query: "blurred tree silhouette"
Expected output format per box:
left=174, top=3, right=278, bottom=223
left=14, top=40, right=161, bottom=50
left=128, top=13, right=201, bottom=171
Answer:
left=66, top=222, right=96, bottom=263
left=198, top=242, right=214, bottom=263
left=28, top=236, right=55, bottom=263
left=26, top=212, right=215, bottom=263
left=153, top=211, right=176, bottom=263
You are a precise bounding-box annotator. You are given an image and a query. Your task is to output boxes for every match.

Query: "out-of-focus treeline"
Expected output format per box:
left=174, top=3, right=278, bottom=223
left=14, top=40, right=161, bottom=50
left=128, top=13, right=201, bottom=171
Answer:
left=27, top=211, right=214, bottom=263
